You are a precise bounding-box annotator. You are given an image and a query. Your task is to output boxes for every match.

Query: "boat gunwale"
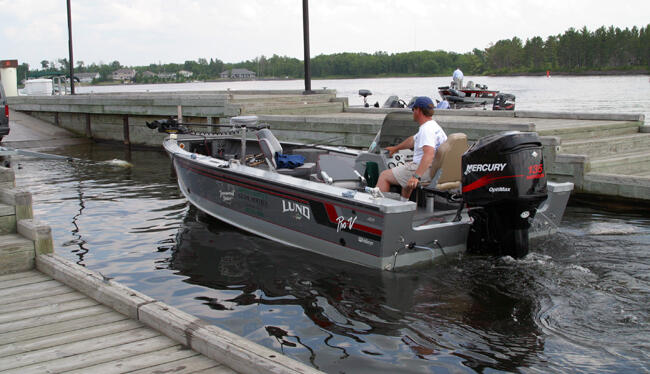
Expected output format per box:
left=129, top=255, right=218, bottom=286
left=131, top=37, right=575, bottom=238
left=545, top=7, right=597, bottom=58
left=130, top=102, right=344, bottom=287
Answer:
left=163, top=137, right=416, bottom=215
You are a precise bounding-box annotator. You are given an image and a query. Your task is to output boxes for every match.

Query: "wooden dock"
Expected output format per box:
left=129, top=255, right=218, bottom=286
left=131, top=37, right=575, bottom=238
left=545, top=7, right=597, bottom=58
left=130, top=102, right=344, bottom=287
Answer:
left=0, top=270, right=233, bottom=374
left=0, top=165, right=323, bottom=374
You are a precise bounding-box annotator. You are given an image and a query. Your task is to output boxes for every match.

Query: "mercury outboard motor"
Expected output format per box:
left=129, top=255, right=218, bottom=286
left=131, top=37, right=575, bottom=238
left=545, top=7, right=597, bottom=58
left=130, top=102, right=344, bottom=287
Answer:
left=493, top=93, right=516, bottom=110
left=462, top=131, right=547, bottom=258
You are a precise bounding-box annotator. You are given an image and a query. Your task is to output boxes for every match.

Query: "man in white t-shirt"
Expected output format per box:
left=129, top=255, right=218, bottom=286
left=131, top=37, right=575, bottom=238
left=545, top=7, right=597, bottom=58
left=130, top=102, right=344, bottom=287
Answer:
left=377, top=96, right=447, bottom=200
left=452, top=67, right=464, bottom=89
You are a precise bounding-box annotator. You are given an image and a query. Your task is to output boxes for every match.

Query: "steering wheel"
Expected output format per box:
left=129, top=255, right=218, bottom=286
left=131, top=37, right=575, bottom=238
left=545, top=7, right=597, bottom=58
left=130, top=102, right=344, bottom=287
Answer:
left=384, top=150, right=413, bottom=169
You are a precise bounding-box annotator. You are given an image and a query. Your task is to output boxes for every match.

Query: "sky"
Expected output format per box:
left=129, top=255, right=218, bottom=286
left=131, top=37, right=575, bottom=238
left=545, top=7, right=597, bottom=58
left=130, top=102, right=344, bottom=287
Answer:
left=1, top=0, right=649, bottom=69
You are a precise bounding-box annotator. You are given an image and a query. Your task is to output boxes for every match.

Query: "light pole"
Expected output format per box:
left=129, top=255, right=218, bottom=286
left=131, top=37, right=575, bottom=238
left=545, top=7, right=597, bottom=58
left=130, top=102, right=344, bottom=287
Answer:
left=67, top=0, right=75, bottom=94
left=302, top=0, right=312, bottom=94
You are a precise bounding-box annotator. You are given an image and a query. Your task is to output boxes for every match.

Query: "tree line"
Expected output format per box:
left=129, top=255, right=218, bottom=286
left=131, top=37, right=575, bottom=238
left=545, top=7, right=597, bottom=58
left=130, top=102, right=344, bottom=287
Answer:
left=22, top=24, right=649, bottom=83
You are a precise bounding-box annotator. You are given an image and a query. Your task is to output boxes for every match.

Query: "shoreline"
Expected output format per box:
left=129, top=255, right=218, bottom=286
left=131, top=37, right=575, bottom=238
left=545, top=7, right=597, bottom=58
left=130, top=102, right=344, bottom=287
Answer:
left=70, top=70, right=648, bottom=89
left=488, top=69, right=649, bottom=77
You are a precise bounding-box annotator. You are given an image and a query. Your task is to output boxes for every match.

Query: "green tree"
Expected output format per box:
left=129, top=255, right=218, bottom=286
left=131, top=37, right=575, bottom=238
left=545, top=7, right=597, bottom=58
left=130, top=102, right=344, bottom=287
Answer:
left=524, top=36, right=545, bottom=70
left=486, top=37, right=524, bottom=72
left=544, top=35, right=559, bottom=69
left=17, top=63, right=29, bottom=82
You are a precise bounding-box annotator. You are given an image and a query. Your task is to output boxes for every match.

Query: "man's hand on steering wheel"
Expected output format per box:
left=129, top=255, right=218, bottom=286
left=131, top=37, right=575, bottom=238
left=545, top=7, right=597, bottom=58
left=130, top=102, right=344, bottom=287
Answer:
left=385, top=145, right=398, bottom=157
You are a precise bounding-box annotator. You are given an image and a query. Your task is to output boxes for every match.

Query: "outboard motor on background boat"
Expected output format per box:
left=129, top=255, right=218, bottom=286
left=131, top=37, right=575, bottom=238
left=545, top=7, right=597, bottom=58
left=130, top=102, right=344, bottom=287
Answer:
left=493, top=93, right=516, bottom=111
left=146, top=118, right=189, bottom=134
left=359, top=89, right=379, bottom=108
left=462, top=131, right=547, bottom=258
left=382, top=95, right=407, bottom=108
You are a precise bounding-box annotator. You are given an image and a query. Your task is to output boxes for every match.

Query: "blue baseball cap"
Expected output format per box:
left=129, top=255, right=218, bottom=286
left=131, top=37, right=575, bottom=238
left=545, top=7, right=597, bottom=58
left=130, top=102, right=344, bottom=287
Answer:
left=408, top=96, right=435, bottom=111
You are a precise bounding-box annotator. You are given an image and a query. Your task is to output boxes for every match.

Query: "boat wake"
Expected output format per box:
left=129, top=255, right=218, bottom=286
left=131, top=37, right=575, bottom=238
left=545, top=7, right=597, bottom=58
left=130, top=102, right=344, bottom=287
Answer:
left=102, top=159, right=133, bottom=168
left=587, top=222, right=640, bottom=235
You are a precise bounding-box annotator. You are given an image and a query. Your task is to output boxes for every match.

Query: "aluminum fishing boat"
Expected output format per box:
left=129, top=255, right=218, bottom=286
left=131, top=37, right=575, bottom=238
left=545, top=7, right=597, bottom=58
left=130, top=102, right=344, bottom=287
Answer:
left=438, top=81, right=516, bottom=110
left=150, top=113, right=573, bottom=271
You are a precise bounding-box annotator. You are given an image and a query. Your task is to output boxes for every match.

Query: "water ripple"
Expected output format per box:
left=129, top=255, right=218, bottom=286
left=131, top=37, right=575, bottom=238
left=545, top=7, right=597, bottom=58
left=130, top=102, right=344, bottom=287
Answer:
left=10, top=143, right=650, bottom=374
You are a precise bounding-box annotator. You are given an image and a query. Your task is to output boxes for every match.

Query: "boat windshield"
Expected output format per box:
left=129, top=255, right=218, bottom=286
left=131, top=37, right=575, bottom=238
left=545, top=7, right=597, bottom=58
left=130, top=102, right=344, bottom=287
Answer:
left=376, top=112, right=417, bottom=150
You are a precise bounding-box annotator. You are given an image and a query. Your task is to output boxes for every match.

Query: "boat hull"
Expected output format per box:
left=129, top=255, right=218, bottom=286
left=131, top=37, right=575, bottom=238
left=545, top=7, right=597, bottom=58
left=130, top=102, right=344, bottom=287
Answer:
left=170, top=151, right=470, bottom=270
left=165, top=134, right=572, bottom=270
left=438, top=87, right=499, bottom=108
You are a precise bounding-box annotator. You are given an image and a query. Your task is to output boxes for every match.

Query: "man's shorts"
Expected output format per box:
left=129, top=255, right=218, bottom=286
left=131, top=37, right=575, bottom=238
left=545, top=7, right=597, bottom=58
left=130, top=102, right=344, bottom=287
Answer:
left=390, top=162, right=432, bottom=188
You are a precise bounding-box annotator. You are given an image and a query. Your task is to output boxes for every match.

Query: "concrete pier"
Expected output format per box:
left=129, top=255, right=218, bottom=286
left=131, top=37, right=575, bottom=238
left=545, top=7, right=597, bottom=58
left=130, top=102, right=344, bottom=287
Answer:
left=4, top=90, right=649, bottom=203
left=0, top=166, right=323, bottom=374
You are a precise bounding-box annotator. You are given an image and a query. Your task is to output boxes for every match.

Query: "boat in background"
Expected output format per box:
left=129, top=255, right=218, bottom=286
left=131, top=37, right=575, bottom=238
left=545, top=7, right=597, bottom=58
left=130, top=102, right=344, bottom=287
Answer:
left=438, top=80, right=516, bottom=110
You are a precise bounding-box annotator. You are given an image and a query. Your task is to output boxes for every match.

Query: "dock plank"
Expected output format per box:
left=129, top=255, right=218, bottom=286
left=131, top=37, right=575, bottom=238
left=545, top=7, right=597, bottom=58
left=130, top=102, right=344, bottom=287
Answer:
left=0, top=298, right=98, bottom=324
left=0, top=310, right=127, bottom=345
left=0, top=279, right=64, bottom=299
left=0, top=290, right=86, bottom=314
left=0, top=304, right=112, bottom=334
left=0, top=272, right=50, bottom=290
left=0, top=327, right=160, bottom=371
left=192, top=366, right=239, bottom=374
left=0, top=318, right=143, bottom=358
left=64, top=345, right=200, bottom=374
left=1, top=282, right=74, bottom=305
left=1, top=336, right=179, bottom=374
left=0, top=270, right=41, bottom=282
left=127, top=355, right=226, bottom=374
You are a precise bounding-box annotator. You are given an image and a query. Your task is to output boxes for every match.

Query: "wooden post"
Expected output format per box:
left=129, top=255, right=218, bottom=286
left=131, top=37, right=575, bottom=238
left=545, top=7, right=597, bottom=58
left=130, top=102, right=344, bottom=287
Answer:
left=0, top=166, right=16, bottom=189
left=0, top=189, right=34, bottom=221
left=18, top=219, right=54, bottom=255
left=123, top=116, right=130, bottom=145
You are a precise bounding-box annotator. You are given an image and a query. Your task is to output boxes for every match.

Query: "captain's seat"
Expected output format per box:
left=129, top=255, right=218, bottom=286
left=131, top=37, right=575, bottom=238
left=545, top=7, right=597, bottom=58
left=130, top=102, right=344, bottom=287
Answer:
left=256, top=129, right=314, bottom=177
left=421, top=132, right=469, bottom=194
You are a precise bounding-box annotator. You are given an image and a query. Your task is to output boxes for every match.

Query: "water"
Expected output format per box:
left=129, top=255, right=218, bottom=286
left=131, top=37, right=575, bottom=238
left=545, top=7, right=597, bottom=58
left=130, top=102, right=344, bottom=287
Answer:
left=78, top=75, right=650, bottom=123
left=13, top=76, right=650, bottom=373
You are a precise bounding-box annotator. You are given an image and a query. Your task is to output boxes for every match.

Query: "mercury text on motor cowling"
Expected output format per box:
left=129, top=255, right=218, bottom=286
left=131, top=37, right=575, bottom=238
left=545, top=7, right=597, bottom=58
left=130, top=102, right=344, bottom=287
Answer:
left=464, top=163, right=508, bottom=175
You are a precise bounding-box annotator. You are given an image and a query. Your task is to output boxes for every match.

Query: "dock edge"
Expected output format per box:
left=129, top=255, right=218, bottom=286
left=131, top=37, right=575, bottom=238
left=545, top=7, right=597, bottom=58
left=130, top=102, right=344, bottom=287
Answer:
left=36, top=253, right=324, bottom=374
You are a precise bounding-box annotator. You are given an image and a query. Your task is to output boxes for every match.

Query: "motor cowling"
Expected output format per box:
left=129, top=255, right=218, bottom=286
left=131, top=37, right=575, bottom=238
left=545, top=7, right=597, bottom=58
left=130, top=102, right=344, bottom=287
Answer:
left=462, top=132, right=547, bottom=258
left=493, top=93, right=516, bottom=110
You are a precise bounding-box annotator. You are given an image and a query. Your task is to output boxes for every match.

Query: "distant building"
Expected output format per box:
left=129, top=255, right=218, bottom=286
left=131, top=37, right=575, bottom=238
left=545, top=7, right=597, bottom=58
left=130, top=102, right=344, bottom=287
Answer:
left=157, top=72, right=177, bottom=79
left=178, top=70, right=193, bottom=78
left=112, top=68, right=136, bottom=81
left=141, top=71, right=156, bottom=78
left=232, top=68, right=256, bottom=79
left=220, top=69, right=256, bottom=79
left=75, top=72, right=100, bottom=83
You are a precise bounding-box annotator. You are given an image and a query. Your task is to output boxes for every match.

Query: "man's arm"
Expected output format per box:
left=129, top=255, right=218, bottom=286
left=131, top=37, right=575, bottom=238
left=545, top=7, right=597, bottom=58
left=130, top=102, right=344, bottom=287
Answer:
left=414, top=146, right=435, bottom=178
left=401, top=145, right=435, bottom=199
left=385, top=136, right=414, bottom=156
